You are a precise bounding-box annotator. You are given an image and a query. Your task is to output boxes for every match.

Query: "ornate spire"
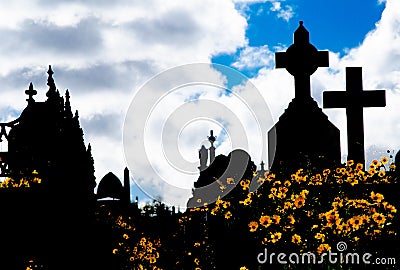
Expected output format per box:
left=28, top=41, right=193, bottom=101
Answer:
left=25, top=82, right=37, bottom=105
left=64, top=89, right=73, bottom=119
left=46, top=65, right=58, bottom=100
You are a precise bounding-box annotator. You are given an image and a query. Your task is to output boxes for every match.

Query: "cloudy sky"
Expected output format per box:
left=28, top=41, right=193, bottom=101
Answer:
left=0, top=0, right=399, bottom=208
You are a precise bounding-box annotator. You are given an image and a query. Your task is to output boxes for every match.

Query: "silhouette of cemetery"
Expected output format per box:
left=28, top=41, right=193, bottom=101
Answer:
left=0, top=66, right=98, bottom=269
left=0, top=21, right=398, bottom=269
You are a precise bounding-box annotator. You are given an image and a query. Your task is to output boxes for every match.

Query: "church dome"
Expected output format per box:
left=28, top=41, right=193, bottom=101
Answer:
left=97, top=172, right=123, bottom=200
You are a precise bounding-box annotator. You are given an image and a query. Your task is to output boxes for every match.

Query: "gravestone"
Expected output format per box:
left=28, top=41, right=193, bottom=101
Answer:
left=268, top=21, right=341, bottom=174
left=323, top=67, right=386, bottom=167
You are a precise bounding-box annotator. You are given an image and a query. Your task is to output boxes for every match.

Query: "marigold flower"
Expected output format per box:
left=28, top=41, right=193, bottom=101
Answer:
left=272, top=215, right=281, bottom=225
left=123, top=233, right=129, bottom=239
left=248, top=221, right=258, bottom=232
left=225, top=211, right=232, bottom=219
left=270, top=232, right=282, bottom=243
left=384, top=203, right=397, bottom=213
left=317, top=244, right=331, bottom=254
left=381, top=157, right=389, bottom=165
left=347, top=160, right=354, bottom=166
left=259, top=215, right=272, bottom=228
left=355, top=163, right=364, bottom=170
left=348, top=216, right=363, bottom=230
left=370, top=191, right=384, bottom=202
left=291, top=234, right=301, bottom=244
left=294, top=196, right=305, bottom=208
left=372, top=212, right=386, bottom=226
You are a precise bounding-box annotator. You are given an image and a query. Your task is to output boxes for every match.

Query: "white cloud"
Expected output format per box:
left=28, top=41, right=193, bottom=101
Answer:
left=0, top=0, right=249, bottom=207
left=232, top=0, right=294, bottom=21
left=232, top=45, right=275, bottom=70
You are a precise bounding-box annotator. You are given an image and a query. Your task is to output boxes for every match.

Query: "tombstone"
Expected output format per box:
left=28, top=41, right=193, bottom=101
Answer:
left=323, top=67, right=386, bottom=167
left=268, top=21, right=341, bottom=174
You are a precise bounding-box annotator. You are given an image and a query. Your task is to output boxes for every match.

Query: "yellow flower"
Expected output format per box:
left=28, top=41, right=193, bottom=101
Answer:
left=372, top=159, right=379, bottom=166
left=288, top=214, right=295, bottom=225
left=149, top=256, right=157, bottom=264
left=239, top=197, right=252, bottom=206
left=381, top=157, right=389, bottom=164
left=223, top=201, right=231, bottom=209
left=325, top=210, right=338, bottom=227
left=347, top=160, right=354, bottom=166
left=140, top=237, right=146, bottom=245
left=259, top=215, right=272, bottom=228
left=384, top=203, right=397, bottom=213
left=123, top=233, right=129, bottom=239
left=240, top=267, right=249, bottom=270
left=194, top=258, right=200, bottom=265
left=270, top=232, right=282, bottom=243
left=194, top=242, right=201, bottom=247
left=291, top=234, right=301, bottom=244
left=323, top=169, right=331, bottom=175
left=372, top=212, right=386, bottom=226
left=249, top=221, right=258, bottom=232
left=112, top=248, right=118, bottom=254
left=317, top=244, right=331, bottom=254
left=294, top=196, right=305, bottom=208
left=240, top=179, right=250, bottom=190
left=370, top=191, right=384, bottom=202
left=315, top=233, right=325, bottom=242
left=348, top=216, right=363, bottom=231
left=355, top=163, right=364, bottom=170
left=272, top=215, right=281, bottom=225
left=225, top=211, right=232, bottom=219
left=378, top=171, right=385, bottom=177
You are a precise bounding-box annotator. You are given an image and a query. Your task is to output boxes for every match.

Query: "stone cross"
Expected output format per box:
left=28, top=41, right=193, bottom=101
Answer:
left=275, top=21, right=329, bottom=99
left=323, top=67, right=386, bottom=166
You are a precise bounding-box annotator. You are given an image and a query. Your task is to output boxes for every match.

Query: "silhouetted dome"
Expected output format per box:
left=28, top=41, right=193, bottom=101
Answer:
left=97, top=172, right=123, bottom=200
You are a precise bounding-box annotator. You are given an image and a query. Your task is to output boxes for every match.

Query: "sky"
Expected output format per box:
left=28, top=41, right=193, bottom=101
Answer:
left=0, top=0, right=399, bottom=208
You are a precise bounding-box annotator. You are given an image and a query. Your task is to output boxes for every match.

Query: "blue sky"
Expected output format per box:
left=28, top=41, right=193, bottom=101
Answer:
left=0, top=0, right=398, bottom=207
left=214, top=0, right=385, bottom=76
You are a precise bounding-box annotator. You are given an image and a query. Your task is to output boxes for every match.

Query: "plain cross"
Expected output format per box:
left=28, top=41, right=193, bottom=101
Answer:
left=323, top=67, right=386, bottom=166
left=275, top=21, right=329, bottom=99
